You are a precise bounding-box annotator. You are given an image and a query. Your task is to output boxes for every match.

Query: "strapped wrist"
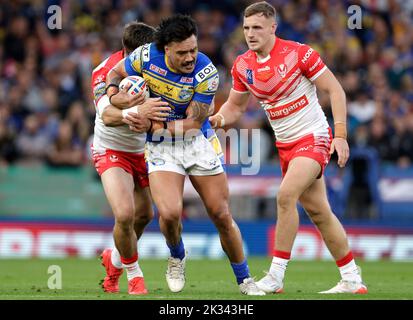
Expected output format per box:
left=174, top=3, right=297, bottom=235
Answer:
left=334, top=122, right=347, bottom=139
left=216, top=113, right=225, bottom=127
left=122, top=106, right=136, bottom=118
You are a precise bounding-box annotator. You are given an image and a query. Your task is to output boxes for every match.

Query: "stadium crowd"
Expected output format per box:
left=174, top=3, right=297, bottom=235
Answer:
left=0, top=0, right=413, bottom=169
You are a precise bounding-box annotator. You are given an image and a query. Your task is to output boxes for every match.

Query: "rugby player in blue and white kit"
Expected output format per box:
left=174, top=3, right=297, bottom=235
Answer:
left=106, top=14, right=264, bottom=296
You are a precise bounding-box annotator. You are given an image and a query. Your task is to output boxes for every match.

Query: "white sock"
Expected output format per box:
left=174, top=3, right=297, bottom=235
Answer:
left=111, top=247, right=123, bottom=269
left=123, top=260, right=144, bottom=281
left=269, top=256, right=289, bottom=281
left=339, top=259, right=362, bottom=283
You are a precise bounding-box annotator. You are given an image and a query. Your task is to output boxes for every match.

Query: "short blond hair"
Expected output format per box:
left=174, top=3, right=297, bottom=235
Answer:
left=244, top=1, right=276, bottom=19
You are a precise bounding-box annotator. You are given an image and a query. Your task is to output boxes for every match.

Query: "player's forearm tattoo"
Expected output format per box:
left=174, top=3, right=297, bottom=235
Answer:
left=188, top=101, right=210, bottom=123
left=109, top=69, right=123, bottom=86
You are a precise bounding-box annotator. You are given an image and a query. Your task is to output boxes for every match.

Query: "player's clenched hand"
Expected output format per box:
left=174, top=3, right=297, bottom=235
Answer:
left=122, top=113, right=151, bottom=133
left=330, top=137, right=349, bottom=168
left=138, top=98, right=171, bottom=121
left=110, top=84, right=146, bottom=109
left=209, top=114, right=225, bottom=129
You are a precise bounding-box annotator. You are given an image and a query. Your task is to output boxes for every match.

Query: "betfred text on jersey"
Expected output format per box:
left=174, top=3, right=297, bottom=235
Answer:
left=266, top=95, right=309, bottom=120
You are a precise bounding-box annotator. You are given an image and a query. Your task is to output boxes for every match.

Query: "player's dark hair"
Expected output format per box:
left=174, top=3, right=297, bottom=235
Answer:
left=155, top=14, right=198, bottom=52
left=122, top=22, right=156, bottom=55
left=244, top=1, right=276, bottom=20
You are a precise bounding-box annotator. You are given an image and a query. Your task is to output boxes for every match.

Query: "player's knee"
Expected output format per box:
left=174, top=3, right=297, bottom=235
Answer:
left=277, top=190, right=296, bottom=212
left=158, top=207, right=182, bottom=226
left=302, top=201, right=329, bottom=225
left=208, top=203, right=231, bottom=227
left=113, top=202, right=135, bottom=225
left=115, top=213, right=135, bottom=229
left=134, top=209, right=153, bottom=228
left=135, top=202, right=154, bottom=223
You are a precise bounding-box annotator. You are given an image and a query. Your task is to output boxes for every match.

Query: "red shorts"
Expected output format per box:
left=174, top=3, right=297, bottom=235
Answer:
left=92, top=149, right=149, bottom=188
left=276, top=130, right=333, bottom=178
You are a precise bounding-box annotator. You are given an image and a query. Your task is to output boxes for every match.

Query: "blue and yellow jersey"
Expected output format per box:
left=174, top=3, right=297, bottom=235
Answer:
left=124, top=43, right=219, bottom=142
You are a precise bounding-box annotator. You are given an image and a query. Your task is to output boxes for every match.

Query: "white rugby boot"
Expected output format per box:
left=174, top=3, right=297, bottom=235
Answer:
left=256, top=272, right=284, bottom=294
left=319, top=280, right=368, bottom=294
left=319, top=266, right=368, bottom=294
left=165, top=255, right=187, bottom=293
left=239, top=277, right=266, bottom=296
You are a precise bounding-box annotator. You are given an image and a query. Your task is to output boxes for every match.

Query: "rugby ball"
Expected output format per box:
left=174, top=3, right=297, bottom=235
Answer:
left=119, top=75, right=150, bottom=99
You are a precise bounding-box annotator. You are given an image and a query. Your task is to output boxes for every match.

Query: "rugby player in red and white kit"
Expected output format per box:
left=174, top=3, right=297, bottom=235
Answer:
left=210, top=2, right=367, bottom=294
left=92, top=22, right=169, bottom=295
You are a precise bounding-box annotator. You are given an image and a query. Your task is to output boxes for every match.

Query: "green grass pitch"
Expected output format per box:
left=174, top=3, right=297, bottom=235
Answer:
left=0, top=258, right=412, bottom=300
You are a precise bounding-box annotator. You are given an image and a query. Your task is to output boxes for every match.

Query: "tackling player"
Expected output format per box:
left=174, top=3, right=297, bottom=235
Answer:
left=210, top=2, right=367, bottom=294
left=106, top=14, right=264, bottom=296
left=92, top=22, right=169, bottom=295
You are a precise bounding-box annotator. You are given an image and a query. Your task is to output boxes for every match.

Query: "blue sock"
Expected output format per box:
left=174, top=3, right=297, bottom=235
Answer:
left=167, top=238, right=185, bottom=260
left=231, top=259, right=250, bottom=285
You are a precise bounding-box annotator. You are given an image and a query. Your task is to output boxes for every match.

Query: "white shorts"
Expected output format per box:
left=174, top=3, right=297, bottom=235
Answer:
left=145, top=134, right=224, bottom=176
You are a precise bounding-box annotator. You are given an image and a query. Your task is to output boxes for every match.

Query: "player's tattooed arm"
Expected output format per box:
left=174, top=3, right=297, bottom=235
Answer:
left=107, top=68, right=123, bottom=87
left=105, top=60, right=127, bottom=96
left=150, top=100, right=210, bottom=136
left=186, top=100, right=210, bottom=124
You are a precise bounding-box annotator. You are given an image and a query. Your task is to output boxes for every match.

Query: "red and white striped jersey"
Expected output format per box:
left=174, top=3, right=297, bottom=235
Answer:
left=91, top=50, right=146, bottom=153
left=231, top=37, right=330, bottom=143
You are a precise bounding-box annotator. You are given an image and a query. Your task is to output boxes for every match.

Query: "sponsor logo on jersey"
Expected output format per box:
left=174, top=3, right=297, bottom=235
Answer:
left=301, top=48, right=314, bottom=64
left=93, top=74, right=105, bottom=85
left=208, top=159, right=218, bottom=168
left=129, top=46, right=143, bottom=63
left=149, top=64, right=167, bottom=76
left=207, top=75, right=219, bottom=92
left=180, top=76, right=194, bottom=84
left=266, top=95, right=309, bottom=120
left=257, top=66, right=271, bottom=73
left=296, top=145, right=313, bottom=153
left=142, top=44, right=150, bottom=62
left=151, top=158, right=165, bottom=166
left=280, top=46, right=290, bottom=54
left=277, top=64, right=287, bottom=78
left=109, top=154, right=119, bottom=162
left=178, top=86, right=193, bottom=100
left=93, top=82, right=106, bottom=100
left=255, top=66, right=275, bottom=82
left=246, top=69, right=254, bottom=84
left=195, top=62, right=217, bottom=82
left=309, top=57, right=322, bottom=72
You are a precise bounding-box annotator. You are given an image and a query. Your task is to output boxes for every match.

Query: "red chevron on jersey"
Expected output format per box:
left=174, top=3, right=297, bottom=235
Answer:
left=231, top=38, right=325, bottom=102
left=231, top=37, right=329, bottom=143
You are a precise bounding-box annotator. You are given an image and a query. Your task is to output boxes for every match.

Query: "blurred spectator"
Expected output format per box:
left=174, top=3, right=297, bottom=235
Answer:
left=65, top=100, right=91, bottom=146
left=367, top=117, right=396, bottom=162
left=348, top=91, right=376, bottom=130
left=46, top=120, right=84, bottom=168
left=15, top=114, right=50, bottom=162
left=0, top=103, right=18, bottom=166
left=397, top=112, right=413, bottom=168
